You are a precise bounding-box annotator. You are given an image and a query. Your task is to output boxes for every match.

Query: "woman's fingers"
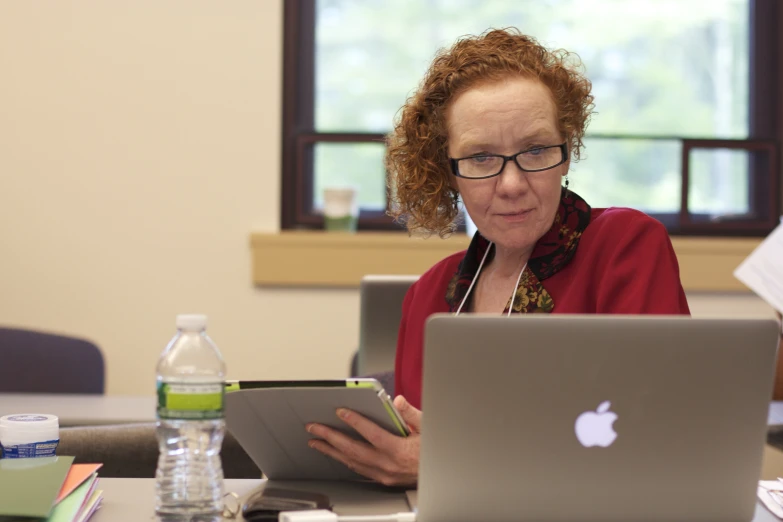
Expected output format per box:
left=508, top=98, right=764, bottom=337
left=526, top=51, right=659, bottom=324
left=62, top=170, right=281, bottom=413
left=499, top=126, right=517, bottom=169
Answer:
left=335, top=408, right=400, bottom=449
left=304, top=399, right=422, bottom=486
left=306, top=422, right=375, bottom=463
left=393, top=395, right=422, bottom=433
left=308, top=439, right=390, bottom=483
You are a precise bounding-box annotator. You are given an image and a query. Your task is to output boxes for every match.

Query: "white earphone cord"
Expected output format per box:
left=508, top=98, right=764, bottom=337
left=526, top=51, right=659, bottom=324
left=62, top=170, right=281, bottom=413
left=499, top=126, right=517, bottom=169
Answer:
left=455, top=241, right=527, bottom=317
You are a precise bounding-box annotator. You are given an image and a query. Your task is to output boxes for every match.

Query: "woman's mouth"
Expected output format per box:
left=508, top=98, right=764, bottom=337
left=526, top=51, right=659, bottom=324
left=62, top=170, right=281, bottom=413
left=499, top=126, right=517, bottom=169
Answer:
left=498, top=209, right=533, bottom=222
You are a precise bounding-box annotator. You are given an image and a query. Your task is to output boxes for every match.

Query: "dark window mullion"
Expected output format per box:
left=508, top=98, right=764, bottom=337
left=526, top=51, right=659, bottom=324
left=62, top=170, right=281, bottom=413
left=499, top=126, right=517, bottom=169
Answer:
left=681, top=139, right=778, bottom=231
left=298, top=133, right=388, bottom=143
left=282, top=0, right=317, bottom=229
left=749, top=0, right=778, bottom=140
left=747, top=0, right=781, bottom=232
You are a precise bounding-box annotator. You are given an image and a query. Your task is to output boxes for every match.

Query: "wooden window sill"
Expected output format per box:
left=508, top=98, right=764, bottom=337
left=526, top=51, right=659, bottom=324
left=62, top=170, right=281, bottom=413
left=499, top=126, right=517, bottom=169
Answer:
left=250, top=231, right=760, bottom=291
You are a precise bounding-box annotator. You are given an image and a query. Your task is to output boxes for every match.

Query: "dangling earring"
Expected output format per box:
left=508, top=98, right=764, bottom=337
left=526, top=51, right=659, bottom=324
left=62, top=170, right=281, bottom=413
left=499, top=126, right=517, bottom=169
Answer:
left=564, top=175, right=570, bottom=191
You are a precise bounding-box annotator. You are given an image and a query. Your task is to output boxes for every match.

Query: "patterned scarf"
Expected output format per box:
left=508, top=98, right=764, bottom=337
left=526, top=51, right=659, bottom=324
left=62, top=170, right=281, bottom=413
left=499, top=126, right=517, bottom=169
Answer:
left=446, top=188, right=592, bottom=314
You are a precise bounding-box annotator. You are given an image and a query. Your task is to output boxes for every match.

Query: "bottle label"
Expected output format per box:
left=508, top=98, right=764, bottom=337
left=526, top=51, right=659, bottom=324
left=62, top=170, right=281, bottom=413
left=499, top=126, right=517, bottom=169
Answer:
left=157, top=383, right=224, bottom=420
left=1, top=439, right=59, bottom=459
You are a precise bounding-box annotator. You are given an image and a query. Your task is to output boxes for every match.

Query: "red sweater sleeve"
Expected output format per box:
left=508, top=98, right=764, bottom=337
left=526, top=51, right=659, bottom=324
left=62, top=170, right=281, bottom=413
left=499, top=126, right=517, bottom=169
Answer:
left=392, top=252, right=463, bottom=408
left=595, top=215, right=690, bottom=314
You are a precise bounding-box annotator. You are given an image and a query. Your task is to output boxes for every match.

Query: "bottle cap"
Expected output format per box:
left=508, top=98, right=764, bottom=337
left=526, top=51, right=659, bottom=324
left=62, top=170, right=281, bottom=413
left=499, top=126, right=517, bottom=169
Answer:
left=0, top=414, right=58, bottom=431
left=176, top=314, right=208, bottom=331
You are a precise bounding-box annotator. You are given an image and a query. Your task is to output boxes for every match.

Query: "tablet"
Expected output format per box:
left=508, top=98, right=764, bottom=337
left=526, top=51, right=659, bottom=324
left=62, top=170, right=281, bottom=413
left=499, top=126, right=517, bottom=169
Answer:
left=224, top=378, right=409, bottom=481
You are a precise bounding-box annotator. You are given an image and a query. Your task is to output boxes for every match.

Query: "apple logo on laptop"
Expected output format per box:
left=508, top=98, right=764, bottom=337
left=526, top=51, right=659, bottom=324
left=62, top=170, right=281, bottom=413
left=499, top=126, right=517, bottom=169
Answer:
left=575, top=401, right=618, bottom=447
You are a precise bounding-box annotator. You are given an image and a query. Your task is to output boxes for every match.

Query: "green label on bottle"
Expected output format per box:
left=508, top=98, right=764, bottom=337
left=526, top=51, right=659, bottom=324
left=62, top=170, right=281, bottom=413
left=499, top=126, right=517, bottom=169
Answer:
left=157, top=382, right=224, bottom=420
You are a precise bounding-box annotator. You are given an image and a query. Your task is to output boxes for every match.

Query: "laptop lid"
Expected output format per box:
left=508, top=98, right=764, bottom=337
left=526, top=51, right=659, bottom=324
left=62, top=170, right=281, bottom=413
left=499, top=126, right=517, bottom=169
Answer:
left=357, top=275, right=418, bottom=376
left=417, top=315, right=779, bottom=522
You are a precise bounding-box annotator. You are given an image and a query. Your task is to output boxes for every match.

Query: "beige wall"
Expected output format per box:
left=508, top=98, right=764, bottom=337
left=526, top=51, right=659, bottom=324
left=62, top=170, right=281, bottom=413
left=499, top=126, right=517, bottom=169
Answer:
left=0, top=0, right=361, bottom=395
left=687, top=293, right=775, bottom=319
left=0, top=2, right=776, bottom=396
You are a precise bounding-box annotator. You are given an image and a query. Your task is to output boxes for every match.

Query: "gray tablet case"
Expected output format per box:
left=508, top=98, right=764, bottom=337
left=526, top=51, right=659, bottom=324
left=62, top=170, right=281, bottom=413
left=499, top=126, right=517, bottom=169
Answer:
left=225, top=387, right=403, bottom=481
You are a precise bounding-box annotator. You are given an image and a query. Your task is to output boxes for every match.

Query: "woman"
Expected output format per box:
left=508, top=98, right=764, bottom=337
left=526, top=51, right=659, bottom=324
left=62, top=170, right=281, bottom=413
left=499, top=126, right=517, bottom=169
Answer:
left=306, top=28, right=690, bottom=486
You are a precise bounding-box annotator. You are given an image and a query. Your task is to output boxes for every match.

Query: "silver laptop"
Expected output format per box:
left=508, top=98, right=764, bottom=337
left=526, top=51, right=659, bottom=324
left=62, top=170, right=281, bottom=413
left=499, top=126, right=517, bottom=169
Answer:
left=357, top=275, right=418, bottom=376
left=417, top=315, right=780, bottom=522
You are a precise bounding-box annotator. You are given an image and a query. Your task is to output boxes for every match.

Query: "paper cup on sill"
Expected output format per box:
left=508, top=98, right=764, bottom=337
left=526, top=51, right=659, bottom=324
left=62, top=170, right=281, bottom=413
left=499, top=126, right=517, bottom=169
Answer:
left=323, top=187, right=359, bottom=232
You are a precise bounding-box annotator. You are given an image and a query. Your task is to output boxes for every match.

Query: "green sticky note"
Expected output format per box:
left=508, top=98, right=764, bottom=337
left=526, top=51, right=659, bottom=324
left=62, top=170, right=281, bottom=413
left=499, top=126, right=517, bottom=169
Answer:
left=0, top=456, right=74, bottom=518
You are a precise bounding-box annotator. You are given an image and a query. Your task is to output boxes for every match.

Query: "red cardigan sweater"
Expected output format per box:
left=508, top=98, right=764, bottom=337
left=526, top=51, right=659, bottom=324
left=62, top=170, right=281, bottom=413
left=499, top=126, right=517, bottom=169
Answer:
left=394, top=207, right=691, bottom=409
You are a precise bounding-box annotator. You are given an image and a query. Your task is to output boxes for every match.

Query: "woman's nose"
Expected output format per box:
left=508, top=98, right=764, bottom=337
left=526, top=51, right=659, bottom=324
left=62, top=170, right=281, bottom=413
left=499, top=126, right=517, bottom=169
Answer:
left=495, top=158, right=530, bottom=196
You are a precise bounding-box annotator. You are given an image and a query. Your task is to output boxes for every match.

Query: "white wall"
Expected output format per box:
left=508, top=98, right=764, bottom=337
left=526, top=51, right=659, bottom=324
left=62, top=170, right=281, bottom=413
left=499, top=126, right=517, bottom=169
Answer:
left=0, top=2, right=775, bottom=396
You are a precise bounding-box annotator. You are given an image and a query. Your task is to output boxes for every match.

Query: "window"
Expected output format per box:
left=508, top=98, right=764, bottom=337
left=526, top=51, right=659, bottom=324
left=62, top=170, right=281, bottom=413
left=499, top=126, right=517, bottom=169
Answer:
left=282, top=0, right=781, bottom=235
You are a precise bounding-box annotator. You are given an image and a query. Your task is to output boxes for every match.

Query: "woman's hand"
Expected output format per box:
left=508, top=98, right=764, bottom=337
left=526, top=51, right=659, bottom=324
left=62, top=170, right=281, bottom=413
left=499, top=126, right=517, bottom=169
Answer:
left=305, top=395, right=422, bottom=487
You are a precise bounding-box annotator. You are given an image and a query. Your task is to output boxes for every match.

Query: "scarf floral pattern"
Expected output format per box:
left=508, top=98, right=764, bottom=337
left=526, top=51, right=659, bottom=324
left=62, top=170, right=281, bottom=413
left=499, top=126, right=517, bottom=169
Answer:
left=446, top=188, right=592, bottom=314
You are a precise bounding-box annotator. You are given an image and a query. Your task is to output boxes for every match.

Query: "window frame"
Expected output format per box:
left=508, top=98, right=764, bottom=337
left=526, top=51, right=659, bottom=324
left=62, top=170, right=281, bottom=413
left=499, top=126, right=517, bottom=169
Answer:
left=281, top=0, right=782, bottom=236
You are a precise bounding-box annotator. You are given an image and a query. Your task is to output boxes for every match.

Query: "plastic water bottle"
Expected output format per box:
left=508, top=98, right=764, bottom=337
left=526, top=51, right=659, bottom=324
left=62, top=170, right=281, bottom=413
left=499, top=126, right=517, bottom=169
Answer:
left=155, top=314, right=226, bottom=518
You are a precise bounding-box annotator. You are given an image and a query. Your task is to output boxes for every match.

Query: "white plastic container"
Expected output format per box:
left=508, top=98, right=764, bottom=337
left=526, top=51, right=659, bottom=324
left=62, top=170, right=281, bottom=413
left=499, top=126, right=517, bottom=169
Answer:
left=0, top=414, right=59, bottom=458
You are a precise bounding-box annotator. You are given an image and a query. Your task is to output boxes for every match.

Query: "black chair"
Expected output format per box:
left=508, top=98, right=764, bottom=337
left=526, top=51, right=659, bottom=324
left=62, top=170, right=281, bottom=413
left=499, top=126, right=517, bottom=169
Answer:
left=0, top=327, right=105, bottom=394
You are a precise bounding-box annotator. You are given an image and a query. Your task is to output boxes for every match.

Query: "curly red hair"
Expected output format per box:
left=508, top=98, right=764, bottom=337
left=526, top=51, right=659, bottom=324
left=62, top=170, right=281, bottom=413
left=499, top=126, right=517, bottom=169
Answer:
left=386, top=28, right=594, bottom=236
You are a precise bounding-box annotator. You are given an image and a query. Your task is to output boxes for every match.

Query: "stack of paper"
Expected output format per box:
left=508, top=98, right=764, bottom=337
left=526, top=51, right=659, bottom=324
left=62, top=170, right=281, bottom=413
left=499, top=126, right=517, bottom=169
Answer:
left=734, top=218, right=783, bottom=315
left=759, top=480, right=783, bottom=518
left=0, top=457, right=103, bottom=521
left=48, top=463, right=104, bottom=522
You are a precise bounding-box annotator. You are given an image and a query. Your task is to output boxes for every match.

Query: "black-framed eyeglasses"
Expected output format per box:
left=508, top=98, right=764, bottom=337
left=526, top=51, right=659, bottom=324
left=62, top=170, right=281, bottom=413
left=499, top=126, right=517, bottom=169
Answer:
left=449, top=142, right=568, bottom=179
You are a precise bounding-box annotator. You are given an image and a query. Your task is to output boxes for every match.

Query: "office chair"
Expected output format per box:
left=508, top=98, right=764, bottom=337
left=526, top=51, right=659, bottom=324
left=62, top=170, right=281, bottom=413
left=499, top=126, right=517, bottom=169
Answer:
left=0, top=327, right=105, bottom=394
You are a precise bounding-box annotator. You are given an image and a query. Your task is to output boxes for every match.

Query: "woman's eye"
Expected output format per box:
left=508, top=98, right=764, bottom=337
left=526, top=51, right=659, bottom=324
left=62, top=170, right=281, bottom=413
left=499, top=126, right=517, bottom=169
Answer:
left=469, top=155, right=492, bottom=164
left=526, top=147, right=544, bottom=156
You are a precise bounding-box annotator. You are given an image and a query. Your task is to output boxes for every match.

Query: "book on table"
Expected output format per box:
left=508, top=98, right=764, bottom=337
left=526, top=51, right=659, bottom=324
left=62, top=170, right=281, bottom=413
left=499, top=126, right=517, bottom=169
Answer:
left=0, top=457, right=104, bottom=521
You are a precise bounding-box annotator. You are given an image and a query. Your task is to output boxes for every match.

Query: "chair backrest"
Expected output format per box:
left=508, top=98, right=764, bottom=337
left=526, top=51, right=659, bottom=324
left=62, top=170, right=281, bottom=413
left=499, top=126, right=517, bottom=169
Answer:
left=357, top=275, right=418, bottom=376
left=0, top=327, right=105, bottom=394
